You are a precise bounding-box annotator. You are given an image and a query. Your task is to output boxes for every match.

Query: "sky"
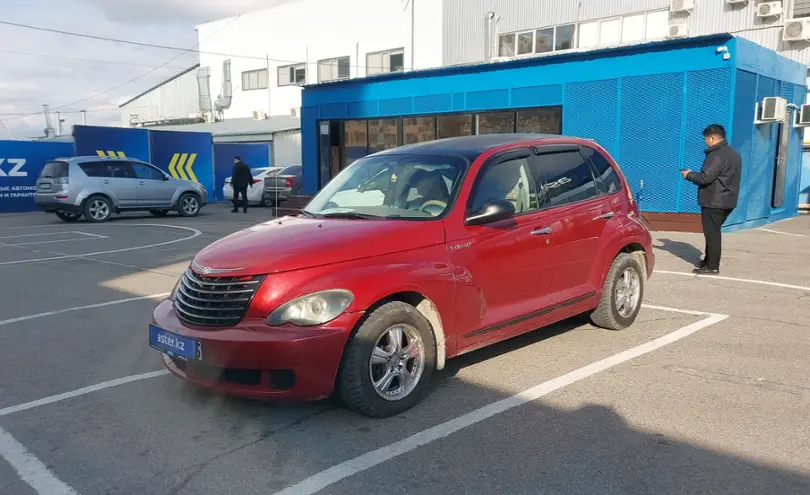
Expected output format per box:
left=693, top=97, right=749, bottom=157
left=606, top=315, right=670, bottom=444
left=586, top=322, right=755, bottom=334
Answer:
left=0, top=0, right=293, bottom=138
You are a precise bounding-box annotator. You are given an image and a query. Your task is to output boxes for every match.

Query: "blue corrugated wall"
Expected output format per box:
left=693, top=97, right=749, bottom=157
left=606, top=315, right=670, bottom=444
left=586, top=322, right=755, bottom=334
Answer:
left=301, top=35, right=806, bottom=229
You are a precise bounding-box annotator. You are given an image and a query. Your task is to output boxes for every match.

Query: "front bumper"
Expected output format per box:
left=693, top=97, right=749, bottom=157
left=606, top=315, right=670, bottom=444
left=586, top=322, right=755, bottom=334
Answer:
left=152, top=299, right=360, bottom=400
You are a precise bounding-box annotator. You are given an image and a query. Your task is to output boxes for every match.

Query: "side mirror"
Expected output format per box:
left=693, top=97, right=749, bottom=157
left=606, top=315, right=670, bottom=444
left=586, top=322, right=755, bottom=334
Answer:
left=465, top=199, right=516, bottom=226
left=163, top=175, right=170, bottom=181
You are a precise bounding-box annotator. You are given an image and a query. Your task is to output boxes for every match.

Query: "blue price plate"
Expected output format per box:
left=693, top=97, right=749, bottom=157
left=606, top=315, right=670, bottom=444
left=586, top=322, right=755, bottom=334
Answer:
left=149, top=325, right=202, bottom=360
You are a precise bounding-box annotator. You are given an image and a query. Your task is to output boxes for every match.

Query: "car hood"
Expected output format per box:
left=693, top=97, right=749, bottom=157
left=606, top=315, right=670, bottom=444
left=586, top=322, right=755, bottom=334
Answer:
left=192, top=216, right=446, bottom=275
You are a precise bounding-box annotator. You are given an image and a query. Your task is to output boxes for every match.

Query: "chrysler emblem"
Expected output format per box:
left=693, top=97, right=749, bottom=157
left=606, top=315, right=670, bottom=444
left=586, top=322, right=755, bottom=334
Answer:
left=192, top=261, right=245, bottom=275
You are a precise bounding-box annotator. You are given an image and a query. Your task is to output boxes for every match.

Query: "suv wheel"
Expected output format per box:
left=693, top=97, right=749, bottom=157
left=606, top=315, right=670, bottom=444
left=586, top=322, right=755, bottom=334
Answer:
left=590, top=252, right=644, bottom=331
left=83, top=196, right=112, bottom=223
left=55, top=212, right=81, bottom=222
left=338, top=301, right=435, bottom=418
left=177, top=193, right=200, bottom=217
left=150, top=209, right=170, bottom=217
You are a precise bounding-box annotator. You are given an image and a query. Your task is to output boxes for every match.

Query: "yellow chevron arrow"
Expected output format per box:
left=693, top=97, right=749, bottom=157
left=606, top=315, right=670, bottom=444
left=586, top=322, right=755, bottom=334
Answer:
left=96, top=150, right=105, bottom=157
left=107, top=151, right=117, bottom=158
left=185, top=153, right=198, bottom=182
left=176, top=153, right=189, bottom=180
left=168, top=153, right=179, bottom=178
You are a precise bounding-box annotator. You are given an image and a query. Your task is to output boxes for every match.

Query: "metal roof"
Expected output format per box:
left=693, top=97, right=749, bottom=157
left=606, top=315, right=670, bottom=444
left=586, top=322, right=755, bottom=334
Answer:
left=119, top=63, right=201, bottom=108
left=304, top=34, right=735, bottom=90
left=150, top=115, right=301, bottom=137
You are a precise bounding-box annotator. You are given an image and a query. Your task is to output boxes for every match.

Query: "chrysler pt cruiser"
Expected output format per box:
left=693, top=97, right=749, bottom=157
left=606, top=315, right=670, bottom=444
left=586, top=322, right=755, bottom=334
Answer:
left=149, top=134, right=654, bottom=418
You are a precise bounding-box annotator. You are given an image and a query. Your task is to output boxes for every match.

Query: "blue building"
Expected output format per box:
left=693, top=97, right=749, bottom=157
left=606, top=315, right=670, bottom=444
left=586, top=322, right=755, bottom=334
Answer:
left=299, top=34, right=807, bottom=232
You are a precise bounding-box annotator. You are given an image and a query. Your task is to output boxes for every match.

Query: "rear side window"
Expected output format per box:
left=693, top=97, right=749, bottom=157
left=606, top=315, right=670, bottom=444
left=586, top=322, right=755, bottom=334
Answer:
left=531, top=150, right=598, bottom=208
left=79, top=162, right=112, bottom=178
left=40, top=161, right=68, bottom=178
left=581, top=146, right=622, bottom=195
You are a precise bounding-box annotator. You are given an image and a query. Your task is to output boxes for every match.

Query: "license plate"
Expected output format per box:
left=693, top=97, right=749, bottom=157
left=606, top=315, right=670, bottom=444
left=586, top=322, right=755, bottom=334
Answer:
left=149, top=325, right=201, bottom=360
left=39, top=184, right=51, bottom=190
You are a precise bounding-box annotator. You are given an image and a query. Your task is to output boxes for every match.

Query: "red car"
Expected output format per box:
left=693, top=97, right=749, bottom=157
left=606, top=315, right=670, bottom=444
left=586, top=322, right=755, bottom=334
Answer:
left=149, top=134, right=654, bottom=418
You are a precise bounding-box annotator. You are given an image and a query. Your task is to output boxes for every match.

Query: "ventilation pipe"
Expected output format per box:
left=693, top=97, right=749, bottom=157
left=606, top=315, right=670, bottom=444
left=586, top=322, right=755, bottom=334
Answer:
left=55, top=111, right=65, bottom=136
left=214, top=59, right=233, bottom=120
left=42, top=104, right=54, bottom=138
left=485, top=11, right=495, bottom=62
left=80, top=110, right=87, bottom=125
left=197, top=66, right=213, bottom=121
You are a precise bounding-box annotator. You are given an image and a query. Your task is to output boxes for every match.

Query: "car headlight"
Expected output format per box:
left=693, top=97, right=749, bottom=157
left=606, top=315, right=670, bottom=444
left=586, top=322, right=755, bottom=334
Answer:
left=266, top=290, right=354, bottom=326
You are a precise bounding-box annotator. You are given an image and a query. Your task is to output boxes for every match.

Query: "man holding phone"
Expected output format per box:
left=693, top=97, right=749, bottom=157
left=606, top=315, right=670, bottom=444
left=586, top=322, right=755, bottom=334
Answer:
left=680, top=124, right=741, bottom=275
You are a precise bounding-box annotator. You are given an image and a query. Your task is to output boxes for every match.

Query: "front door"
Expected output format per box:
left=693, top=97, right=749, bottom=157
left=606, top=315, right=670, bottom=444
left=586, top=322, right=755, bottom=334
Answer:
left=132, top=163, right=175, bottom=207
left=446, top=149, right=555, bottom=352
left=529, top=145, right=613, bottom=305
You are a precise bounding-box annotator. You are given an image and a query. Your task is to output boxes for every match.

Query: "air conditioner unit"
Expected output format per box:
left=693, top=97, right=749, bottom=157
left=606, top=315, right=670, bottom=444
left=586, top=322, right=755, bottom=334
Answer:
left=290, top=107, right=298, bottom=117
left=667, top=24, right=689, bottom=39
left=670, top=0, right=694, bottom=13
left=757, top=2, right=783, bottom=18
left=797, top=104, right=810, bottom=126
left=252, top=109, right=267, bottom=120
left=759, top=97, right=788, bottom=122
left=783, top=19, right=810, bottom=41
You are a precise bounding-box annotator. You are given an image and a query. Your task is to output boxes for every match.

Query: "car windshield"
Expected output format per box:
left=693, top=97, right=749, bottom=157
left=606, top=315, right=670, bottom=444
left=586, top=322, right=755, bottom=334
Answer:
left=304, top=153, right=466, bottom=219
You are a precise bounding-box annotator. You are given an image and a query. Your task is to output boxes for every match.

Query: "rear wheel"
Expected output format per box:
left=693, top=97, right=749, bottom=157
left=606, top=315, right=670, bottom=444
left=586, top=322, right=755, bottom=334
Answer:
left=83, top=196, right=112, bottom=223
left=338, top=301, right=435, bottom=418
left=55, top=211, right=81, bottom=222
left=590, top=253, right=644, bottom=331
left=177, top=193, right=200, bottom=217
left=150, top=209, right=170, bottom=217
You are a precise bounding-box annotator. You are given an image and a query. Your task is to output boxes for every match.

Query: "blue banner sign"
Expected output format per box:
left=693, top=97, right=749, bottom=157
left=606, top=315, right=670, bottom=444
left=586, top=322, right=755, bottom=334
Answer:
left=0, top=140, right=75, bottom=213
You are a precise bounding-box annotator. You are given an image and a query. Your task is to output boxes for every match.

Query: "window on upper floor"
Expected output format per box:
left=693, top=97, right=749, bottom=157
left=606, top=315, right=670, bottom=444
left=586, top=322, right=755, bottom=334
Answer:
left=318, top=57, right=351, bottom=82
left=791, top=0, right=810, bottom=18
left=242, top=69, right=268, bottom=91
left=366, top=48, right=405, bottom=76
left=278, top=63, right=307, bottom=87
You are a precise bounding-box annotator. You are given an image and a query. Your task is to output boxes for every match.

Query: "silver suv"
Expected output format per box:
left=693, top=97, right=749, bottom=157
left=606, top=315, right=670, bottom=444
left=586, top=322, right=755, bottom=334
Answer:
left=34, top=156, right=208, bottom=222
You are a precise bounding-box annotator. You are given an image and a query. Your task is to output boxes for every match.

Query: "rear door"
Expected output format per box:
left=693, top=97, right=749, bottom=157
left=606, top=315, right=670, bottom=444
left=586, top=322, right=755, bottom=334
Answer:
left=36, top=161, right=69, bottom=196
left=131, top=163, right=175, bottom=207
left=528, top=145, right=613, bottom=305
left=101, top=161, right=139, bottom=208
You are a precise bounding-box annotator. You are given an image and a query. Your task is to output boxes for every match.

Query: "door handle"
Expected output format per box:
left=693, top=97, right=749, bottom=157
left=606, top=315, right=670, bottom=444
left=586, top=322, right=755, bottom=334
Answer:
left=101, top=180, right=111, bottom=184
left=593, top=212, right=615, bottom=220
left=531, top=227, right=552, bottom=235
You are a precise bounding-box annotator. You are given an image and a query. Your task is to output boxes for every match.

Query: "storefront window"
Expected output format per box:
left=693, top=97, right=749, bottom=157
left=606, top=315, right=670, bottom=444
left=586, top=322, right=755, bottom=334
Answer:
left=437, top=114, right=473, bottom=139
left=477, top=111, right=516, bottom=134
left=516, top=107, right=562, bottom=134
left=368, top=119, right=399, bottom=154
left=342, top=120, right=369, bottom=169
left=403, top=117, right=436, bottom=144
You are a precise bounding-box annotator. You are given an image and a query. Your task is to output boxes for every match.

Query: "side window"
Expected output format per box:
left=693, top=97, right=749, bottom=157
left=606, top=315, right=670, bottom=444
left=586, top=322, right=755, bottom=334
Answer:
left=132, top=163, right=165, bottom=180
left=581, top=146, right=622, bottom=195
left=107, top=162, right=136, bottom=179
left=470, top=156, right=537, bottom=214
left=531, top=150, right=598, bottom=208
left=79, top=162, right=111, bottom=178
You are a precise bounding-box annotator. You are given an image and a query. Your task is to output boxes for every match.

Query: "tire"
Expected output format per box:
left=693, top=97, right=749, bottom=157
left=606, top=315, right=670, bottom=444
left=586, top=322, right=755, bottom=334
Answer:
left=590, top=252, right=645, bottom=331
left=338, top=301, right=436, bottom=418
left=55, top=211, right=81, bottom=222
left=177, top=193, right=201, bottom=217
left=150, top=209, right=170, bottom=217
left=82, top=195, right=112, bottom=223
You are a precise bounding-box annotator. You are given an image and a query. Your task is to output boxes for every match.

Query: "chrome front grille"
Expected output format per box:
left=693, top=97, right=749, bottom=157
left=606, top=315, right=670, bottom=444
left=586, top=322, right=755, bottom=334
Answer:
left=174, top=269, right=264, bottom=327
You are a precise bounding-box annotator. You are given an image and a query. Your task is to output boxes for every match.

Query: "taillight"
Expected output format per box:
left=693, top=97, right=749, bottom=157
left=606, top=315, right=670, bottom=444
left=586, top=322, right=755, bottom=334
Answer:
left=285, top=177, right=293, bottom=188
left=54, top=177, right=68, bottom=185
left=252, top=179, right=261, bottom=184
left=55, top=195, right=68, bottom=200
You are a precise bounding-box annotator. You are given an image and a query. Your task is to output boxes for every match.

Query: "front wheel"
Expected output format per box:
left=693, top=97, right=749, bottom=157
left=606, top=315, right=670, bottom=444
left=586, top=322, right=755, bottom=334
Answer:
left=590, top=252, right=645, bottom=331
left=338, top=301, right=435, bottom=418
left=177, top=193, right=200, bottom=217
left=55, top=211, right=81, bottom=222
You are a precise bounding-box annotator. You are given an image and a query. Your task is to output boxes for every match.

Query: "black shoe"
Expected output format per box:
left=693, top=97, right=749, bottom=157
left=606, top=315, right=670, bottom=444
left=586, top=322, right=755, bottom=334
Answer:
left=243, top=210, right=248, bottom=214
left=692, top=267, right=719, bottom=275
left=694, top=258, right=706, bottom=269
left=231, top=209, right=238, bottom=213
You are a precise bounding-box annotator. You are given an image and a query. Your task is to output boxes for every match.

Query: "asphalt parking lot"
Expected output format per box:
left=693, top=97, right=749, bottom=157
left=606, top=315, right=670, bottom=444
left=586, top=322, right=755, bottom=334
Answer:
left=1, top=203, right=809, bottom=495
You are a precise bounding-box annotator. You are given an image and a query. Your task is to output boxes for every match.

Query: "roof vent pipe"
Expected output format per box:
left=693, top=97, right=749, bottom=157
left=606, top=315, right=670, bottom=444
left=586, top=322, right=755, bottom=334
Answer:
left=214, top=59, right=233, bottom=117
left=197, top=66, right=212, bottom=114
left=485, top=11, right=495, bottom=62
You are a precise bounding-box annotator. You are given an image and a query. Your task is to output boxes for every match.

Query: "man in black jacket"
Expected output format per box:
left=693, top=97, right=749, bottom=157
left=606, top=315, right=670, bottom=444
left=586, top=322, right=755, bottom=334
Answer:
left=230, top=156, right=254, bottom=213
left=681, top=124, right=741, bottom=275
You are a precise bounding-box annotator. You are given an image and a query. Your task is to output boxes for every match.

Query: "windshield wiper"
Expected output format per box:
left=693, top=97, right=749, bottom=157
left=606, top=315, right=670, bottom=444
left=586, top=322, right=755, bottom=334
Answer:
left=320, top=211, right=378, bottom=220
left=298, top=210, right=316, bottom=218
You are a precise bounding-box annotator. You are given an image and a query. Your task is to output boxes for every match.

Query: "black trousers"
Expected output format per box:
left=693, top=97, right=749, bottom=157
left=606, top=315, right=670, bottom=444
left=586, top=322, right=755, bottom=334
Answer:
left=232, top=187, right=248, bottom=211
left=701, top=207, right=733, bottom=270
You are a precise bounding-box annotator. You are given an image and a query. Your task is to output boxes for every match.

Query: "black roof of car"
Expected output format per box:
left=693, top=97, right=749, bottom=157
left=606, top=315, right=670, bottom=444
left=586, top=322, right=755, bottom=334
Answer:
left=373, top=133, right=573, bottom=161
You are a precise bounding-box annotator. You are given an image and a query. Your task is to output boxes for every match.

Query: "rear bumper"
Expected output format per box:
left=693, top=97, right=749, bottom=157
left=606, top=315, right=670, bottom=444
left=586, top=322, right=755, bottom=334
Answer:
left=151, top=299, right=361, bottom=400
left=34, top=197, right=81, bottom=213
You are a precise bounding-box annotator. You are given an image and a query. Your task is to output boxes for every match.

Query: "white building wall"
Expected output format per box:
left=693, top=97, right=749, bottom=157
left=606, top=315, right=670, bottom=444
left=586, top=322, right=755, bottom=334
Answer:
left=120, top=66, right=201, bottom=126
left=272, top=130, right=303, bottom=167
left=197, top=0, right=444, bottom=121
left=443, top=0, right=810, bottom=67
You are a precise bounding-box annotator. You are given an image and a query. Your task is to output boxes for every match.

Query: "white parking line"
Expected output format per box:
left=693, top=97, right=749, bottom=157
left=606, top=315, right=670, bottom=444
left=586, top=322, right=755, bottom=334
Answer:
left=0, top=293, right=169, bottom=328
left=655, top=270, right=810, bottom=292
left=757, top=227, right=807, bottom=237
left=0, top=427, right=78, bottom=495
left=0, top=231, right=105, bottom=240
left=0, top=224, right=201, bottom=266
left=270, top=308, right=728, bottom=495
left=0, top=370, right=170, bottom=418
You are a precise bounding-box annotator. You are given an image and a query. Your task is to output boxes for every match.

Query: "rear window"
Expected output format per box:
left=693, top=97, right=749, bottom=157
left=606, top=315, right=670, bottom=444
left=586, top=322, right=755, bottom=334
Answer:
left=279, top=165, right=301, bottom=175
left=40, top=161, right=68, bottom=178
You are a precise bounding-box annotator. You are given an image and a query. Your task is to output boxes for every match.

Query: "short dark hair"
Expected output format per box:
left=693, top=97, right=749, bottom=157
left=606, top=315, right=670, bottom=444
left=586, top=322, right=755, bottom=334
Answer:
left=233, top=156, right=241, bottom=161
left=702, top=124, right=726, bottom=139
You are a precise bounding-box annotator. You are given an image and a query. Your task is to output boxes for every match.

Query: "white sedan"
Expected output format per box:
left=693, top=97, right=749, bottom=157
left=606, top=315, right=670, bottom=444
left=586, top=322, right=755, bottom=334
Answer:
left=223, top=167, right=282, bottom=206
